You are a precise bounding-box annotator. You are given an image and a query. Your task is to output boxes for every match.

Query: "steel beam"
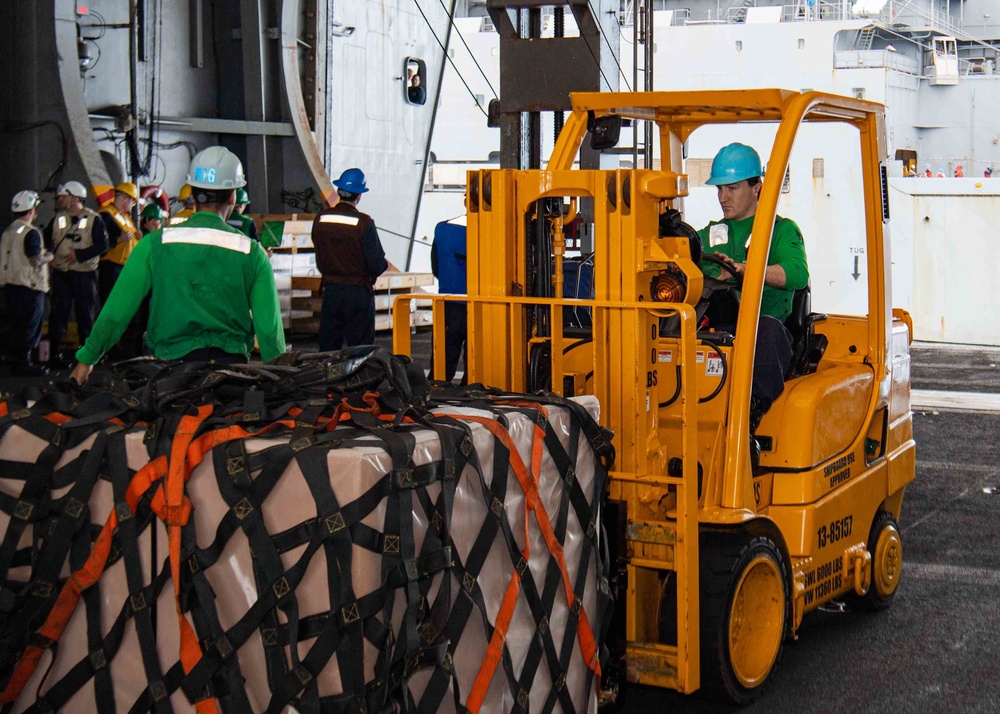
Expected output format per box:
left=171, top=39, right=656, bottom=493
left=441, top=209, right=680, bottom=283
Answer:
left=90, top=115, right=296, bottom=136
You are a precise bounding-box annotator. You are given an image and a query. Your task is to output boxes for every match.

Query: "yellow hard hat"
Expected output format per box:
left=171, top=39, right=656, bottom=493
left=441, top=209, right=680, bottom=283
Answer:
left=178, top=184, right=192, bottom=201
left=114, top=182, right=139, bottom=200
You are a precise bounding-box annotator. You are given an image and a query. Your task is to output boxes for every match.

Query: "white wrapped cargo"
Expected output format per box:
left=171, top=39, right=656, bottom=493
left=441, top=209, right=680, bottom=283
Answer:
left=0, top=352, right=612, bottom=714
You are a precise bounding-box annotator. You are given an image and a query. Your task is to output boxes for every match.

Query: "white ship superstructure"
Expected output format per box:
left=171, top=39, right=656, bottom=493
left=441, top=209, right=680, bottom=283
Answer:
left=422, top=0, right=1000, bottom=344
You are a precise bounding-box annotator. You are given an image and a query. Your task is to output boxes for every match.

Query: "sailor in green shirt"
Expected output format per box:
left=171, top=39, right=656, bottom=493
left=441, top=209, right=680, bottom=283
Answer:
left=697, top=142, right=809, bottom=465
left=71, top=147, right=285, bottom=384
left=226, top=187, right=261, bottom=243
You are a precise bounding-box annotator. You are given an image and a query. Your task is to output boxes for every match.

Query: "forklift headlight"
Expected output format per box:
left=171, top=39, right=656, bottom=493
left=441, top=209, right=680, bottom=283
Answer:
left=651, top=271, right=687, bottom=304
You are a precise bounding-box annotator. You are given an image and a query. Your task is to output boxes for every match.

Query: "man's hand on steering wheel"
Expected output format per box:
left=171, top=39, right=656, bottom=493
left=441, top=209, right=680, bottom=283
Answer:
left=701, top=253, right=744, bottom=288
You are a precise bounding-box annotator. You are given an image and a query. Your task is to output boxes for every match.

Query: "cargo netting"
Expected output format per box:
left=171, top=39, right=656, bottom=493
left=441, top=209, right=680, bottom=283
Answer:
left=0, top=347, right=615, bottom=713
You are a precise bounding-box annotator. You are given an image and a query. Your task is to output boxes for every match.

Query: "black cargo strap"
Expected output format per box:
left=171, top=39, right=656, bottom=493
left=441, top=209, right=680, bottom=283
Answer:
left=0, top=349, right=612, bottom=714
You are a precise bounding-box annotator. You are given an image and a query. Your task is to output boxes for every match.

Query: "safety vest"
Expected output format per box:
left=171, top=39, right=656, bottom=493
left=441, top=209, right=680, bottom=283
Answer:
left=168, top=208, right=194, bottom=226
left=226, top=213, right=258, bottom=240
left=0, top=218, right=49, bottom=292
left=100, top=205, right=139, bottom=266
left=312, top=202, right=375, bottom=286
left=50, top=208, right=101, bottom=273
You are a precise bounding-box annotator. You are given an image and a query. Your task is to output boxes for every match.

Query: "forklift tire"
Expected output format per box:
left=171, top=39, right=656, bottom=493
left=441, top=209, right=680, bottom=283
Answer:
left=658, top=532, right=789, bottom=705
left=847, top=510, right=902, bottom=612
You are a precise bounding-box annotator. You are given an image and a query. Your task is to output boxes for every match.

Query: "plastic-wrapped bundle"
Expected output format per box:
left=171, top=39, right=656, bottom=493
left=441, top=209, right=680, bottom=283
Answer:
left=0, top=348, right=614, bottom=713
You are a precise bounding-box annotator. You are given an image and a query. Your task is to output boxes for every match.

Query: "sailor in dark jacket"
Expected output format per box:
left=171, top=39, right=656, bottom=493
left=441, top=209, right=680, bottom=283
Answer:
left=311, top=168, right=388, bottom=351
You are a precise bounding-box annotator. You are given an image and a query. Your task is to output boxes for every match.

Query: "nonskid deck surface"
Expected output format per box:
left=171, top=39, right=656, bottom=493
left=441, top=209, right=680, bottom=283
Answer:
left=1, top=340, right=997, bottom=712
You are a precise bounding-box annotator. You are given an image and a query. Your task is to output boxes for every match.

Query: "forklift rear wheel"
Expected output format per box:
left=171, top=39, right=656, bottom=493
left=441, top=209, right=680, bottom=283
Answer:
left=658, top=533, right=789, bottom=705
left=848, top=510, right=902, bottom=611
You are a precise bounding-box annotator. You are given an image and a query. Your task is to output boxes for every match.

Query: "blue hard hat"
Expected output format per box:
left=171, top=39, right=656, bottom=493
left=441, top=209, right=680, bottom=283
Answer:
left=333, top=168, right=369, bottom=194
left=705, top=143, right=764, bottom=186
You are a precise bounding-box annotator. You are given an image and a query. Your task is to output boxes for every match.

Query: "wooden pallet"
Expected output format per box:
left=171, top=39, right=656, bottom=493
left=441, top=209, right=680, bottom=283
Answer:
left=259, top=213, right=435, bottom=335
left=284, top=273, right=434, bottom=335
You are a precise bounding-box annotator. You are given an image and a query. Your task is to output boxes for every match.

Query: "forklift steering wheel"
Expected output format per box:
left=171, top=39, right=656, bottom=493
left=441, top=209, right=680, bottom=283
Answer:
left=700, top=254, right=744, bottom=289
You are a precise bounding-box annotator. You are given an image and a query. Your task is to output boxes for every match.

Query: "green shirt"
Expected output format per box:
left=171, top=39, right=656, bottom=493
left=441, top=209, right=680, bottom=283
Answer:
left=698, top=214, right=809, bottom=322
left=77, top=212, right=286, bottom=364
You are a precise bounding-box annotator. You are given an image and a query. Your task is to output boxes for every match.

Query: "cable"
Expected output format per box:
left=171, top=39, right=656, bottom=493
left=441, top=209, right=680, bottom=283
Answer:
left=697, top=341, right=727, bottom=404
left=410, top=0, right=490, bottom=117
left=6, top=121, right=69, bottom=191
left=380, top=226, right=430, bottom=245
left=587, top=0, right=633, bottom=92
left=140, top=0, right=163, bottom=177
left=435, top=0, right=498, bottom=99
left=575, top=17, right=619, bottom=94
left=152, top=139, right=199, bottom=158
left=82, top=8, right=108, bottom=40
left=656, top=340, right=729, bottom=407
left=658, top=364, right=681, bottom=408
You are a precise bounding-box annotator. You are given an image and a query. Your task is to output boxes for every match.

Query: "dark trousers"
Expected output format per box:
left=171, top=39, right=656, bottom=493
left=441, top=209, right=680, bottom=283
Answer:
left=431, top=302, right=468, bottom=383
left=48, top=269, right=99, bottom=353
left=720, top=315, right=793, bottom=412
left=181, top=347, right=248, bottom=364
left=318, top=284, right=375, bottom=351
left=4, top=285, right=45, bottom=357
left=98, top=260, right=123, bottom=305
left=99, top=260, right=147, bottom=360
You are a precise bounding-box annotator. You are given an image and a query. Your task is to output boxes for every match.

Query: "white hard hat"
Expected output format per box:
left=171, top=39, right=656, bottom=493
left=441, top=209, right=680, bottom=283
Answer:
left=186, top=147, right=247, bottom=190
left=11, top=190, right=40, bottom=213
left=56, top=181, right=88, bottom=199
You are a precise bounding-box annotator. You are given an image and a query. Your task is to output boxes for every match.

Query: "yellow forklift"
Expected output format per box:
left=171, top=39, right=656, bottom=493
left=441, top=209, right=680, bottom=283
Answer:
left=393, top=89, right=915, bottom=705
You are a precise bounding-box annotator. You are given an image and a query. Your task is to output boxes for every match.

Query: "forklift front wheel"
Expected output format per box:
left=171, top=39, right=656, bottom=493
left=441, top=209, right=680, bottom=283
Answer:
left=660, top=533, right=790, bottom=705
left=724, top=541, right=788, bottom=692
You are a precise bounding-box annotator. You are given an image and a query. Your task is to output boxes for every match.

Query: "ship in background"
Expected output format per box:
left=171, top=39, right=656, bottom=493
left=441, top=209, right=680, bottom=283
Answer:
left=0, top=0, right=453, bottom=274
left=418, top=0, right=1000, bottom=345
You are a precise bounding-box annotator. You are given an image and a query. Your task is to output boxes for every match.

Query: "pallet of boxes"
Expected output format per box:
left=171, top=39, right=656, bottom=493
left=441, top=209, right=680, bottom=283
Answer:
left=0, top=348, right=613, bottom=712
left=260, top=215, right=434, bottom=336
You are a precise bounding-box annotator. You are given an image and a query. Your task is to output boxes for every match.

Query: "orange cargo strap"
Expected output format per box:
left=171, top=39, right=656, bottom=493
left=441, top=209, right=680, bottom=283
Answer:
left=461, top=413, right=601, bottom=712
left=0, top=456, right=167, bottom=703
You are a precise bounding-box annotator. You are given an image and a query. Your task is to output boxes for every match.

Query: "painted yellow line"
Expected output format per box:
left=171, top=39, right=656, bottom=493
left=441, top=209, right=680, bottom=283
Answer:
left=911, top=389, right=1000, bottom=413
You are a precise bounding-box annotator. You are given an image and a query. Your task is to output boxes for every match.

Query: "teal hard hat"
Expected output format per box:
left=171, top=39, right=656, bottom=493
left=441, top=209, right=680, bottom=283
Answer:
left=333, top=168, right=369, bottom=194
left=235, top=188, right=250, bottom=205
left=140, top=203, right=163, bottom=220
left=705, top=143, right=763, bottom=186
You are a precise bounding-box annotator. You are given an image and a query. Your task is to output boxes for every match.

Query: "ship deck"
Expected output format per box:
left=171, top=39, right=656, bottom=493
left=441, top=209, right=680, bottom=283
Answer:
left=1, top=339, right=997, bottom=712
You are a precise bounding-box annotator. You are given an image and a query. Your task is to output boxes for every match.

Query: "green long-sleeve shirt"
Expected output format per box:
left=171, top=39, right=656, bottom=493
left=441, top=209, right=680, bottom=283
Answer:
left=698, top=214, right=809, bottom=322
left=77, top=212, right=285, bottom=364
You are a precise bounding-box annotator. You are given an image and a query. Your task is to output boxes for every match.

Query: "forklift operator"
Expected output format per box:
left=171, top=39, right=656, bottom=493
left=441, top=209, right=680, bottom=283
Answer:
left=697, top=142, right=810, bottom=462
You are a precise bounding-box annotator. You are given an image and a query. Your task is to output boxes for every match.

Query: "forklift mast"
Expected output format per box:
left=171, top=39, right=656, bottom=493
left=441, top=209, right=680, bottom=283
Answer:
left=393, top=89, right=914, bottom=704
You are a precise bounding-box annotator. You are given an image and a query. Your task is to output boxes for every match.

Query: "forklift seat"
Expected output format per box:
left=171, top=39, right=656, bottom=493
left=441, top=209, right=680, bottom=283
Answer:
left=784, top=286, right=828, bottom=378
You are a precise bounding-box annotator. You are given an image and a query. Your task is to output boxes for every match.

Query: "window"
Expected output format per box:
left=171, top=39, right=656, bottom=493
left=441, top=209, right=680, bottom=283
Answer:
left=735, top=40, right=743, bottom=51
left=405, top=58, right=427, bottom=106
left=852, top=87, right=865, bottom=99
left=798, top=38, right=805, bottom=49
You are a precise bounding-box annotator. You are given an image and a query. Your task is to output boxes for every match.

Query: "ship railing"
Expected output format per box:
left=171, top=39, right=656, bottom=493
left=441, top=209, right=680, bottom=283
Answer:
left=779, top=0, right=853, bottom=23
left=879, top=0, right=964, bottom=37
left=697, top=0, right=969, bottom=31
left=718, top=1, right=855, bottom=24
left=834, top=49, right=921, bottom=73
